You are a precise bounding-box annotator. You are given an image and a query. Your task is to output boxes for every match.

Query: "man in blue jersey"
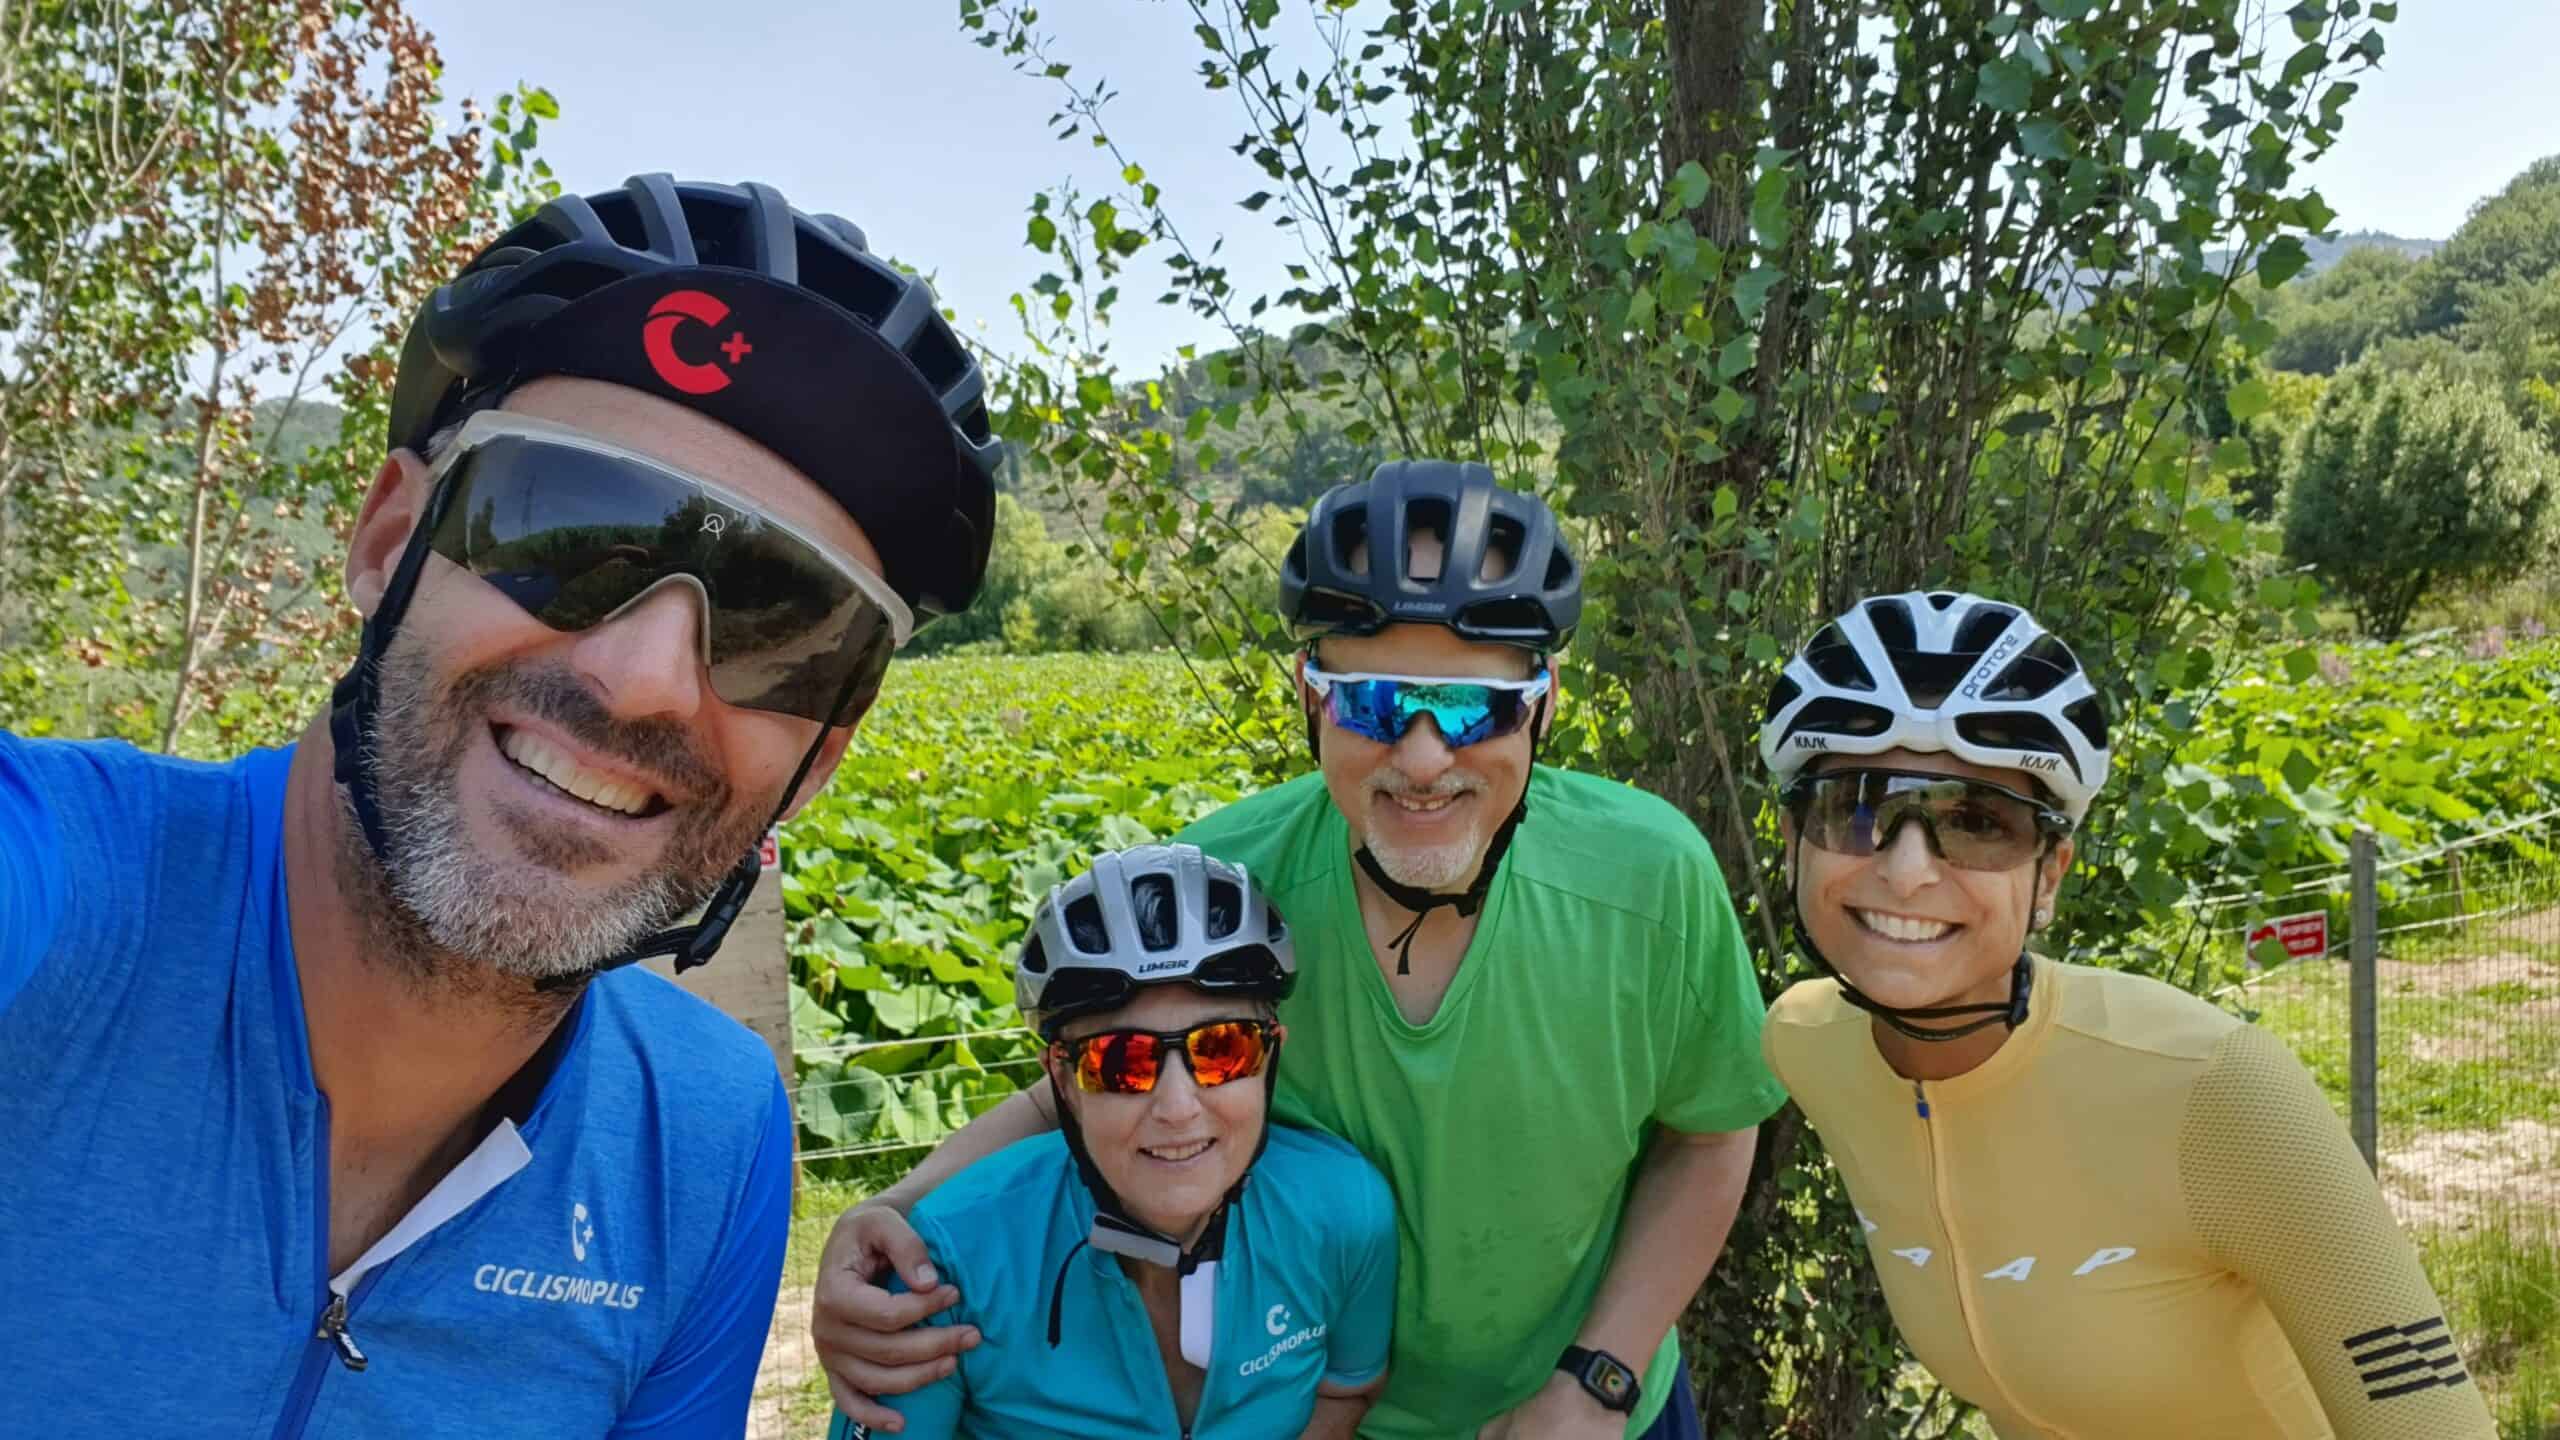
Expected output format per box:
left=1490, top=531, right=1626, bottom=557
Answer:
left=0, top=175, right=1001, bottom=1437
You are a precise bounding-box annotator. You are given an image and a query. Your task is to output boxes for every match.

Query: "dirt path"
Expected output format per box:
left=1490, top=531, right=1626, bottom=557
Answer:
left=2383, top=1118, right=2560, bottom=1230
left=749, top=1284, right=820, bottom=1440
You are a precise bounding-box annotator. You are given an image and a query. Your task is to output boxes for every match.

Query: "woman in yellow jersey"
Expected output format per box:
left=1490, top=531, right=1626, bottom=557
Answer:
left=1754, top=590, right=2495, bottom=1440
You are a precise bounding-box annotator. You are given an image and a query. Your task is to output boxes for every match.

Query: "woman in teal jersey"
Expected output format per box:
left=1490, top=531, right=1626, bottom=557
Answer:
left=827, top=844, right=1396, bottom=1440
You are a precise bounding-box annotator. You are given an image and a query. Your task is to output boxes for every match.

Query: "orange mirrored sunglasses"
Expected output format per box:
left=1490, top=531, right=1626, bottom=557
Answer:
left=1058, top=1019, right=1277, bottom=1095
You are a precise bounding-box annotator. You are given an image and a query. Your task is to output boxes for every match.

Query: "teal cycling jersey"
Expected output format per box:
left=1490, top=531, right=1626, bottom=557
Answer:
left=840, top=1125, right=1396, bottom=1439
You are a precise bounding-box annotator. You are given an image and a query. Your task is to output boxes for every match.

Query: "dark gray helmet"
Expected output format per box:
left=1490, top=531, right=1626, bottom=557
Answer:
left=1279, top=459, right=1581, bottom=651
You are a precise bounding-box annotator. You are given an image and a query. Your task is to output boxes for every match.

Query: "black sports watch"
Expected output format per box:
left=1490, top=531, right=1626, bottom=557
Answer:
left=1557, top=1344, right=1642, bottom=1414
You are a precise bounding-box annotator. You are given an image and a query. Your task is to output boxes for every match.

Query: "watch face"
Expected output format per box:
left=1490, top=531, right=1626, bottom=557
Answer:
left=1593, top=1359, right=1634, bottom=1401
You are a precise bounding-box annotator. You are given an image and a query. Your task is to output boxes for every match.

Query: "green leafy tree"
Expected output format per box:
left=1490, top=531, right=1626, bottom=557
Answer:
left=2414, top=153, right=2560, bottom=331
left=2285, top=364, right=2555, bottom=638
left=2260, top=244, right=2425, bottom=373
left=0, top=0, right=560, bottom=751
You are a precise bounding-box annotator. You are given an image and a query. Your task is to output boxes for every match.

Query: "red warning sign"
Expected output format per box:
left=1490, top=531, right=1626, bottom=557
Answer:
left=2244, top=911, right=2330, bottom=963
left=758, top=827, right=780, bottom=870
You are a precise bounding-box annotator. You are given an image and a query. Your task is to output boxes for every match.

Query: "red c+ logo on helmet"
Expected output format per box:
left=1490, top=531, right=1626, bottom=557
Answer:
left=643, top=290, right=753, bottom=395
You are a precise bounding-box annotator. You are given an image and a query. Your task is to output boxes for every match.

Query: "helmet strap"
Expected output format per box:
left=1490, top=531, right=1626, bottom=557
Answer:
left=1045, top=1043, right=1280, bottom=1351
left=1783, top=843, right=2040, bottom=1043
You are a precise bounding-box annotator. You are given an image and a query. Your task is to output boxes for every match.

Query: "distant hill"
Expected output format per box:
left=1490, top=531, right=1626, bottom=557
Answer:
left=2270, top=229, right=2440, bottom=276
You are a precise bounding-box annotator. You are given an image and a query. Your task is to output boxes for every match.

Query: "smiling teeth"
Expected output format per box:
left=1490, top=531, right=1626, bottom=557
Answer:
left=499, top=729, right=654, bottom=817
left=1856, top=910, right=1956, bottom=943
left=1387, top=793, right=1457, bottom=813
left=1144, top=1139, right=1213, bottom=1162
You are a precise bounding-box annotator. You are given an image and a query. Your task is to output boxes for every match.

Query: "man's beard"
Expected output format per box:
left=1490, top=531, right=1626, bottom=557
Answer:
left=1359, top=769, right=1492, bottom=891
left=356, top=641, right=758, bottom=983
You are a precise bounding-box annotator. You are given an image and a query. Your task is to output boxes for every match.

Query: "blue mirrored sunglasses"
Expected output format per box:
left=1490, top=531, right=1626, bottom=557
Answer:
left=1302, top=660, right=1550, bottom=748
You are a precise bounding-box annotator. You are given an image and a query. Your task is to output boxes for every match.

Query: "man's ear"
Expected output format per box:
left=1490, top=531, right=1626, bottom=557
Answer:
left=346, top=450, right=432, bottom=618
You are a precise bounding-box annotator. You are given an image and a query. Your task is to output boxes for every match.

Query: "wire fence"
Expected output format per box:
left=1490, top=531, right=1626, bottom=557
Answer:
left=2218, top=809, right=2560, bottom=1435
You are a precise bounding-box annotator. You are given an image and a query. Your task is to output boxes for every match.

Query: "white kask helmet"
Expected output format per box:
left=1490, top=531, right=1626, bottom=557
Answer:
left=1016, top=843, right=1296, bottom=1038
left=1757, top=590, right=2112, bottom=821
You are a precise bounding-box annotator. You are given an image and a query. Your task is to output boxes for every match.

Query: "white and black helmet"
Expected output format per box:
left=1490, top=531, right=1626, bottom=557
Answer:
left=1758, top=591, right=2112, bottom=820
left=1017, top=844, right=1295, bottom=1038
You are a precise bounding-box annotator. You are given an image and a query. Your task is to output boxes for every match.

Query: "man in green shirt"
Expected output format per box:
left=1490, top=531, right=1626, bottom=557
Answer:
left=813, top=461, right=1785, bottom=1438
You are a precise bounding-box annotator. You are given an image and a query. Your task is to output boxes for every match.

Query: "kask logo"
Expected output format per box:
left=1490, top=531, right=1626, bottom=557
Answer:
left=643, top=289, right=754, bottom=395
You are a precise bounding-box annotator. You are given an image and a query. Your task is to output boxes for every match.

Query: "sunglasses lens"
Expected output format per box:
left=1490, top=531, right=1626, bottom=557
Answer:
left=1323, top=678, right=1532, bottom=748
left=1076, top=1031, right=1165, bottom=1095
left=430, top=435, right=896, bottom=723
left=1184, top=1021, right=1268, bottom=1088
left=1794, top=774, right=2045, bottom=872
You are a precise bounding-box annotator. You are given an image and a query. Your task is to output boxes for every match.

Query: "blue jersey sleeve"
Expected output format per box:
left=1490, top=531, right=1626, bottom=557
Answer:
left=0, top=732, right=71, bottom=1017
left=1322, top=1158, right=1398, bottom=1389
left=871, top=1214, right=967, bottom=1439
left=606, top=1072, right=795, bottom=1438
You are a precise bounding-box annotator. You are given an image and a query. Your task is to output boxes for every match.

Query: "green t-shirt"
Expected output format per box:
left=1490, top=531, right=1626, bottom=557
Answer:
left=1175, top=765, right=1787, bottom=1438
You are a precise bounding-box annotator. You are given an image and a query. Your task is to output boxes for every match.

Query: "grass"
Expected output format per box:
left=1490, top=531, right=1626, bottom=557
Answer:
left=2241, top=890, right=2560, bottom=1438
left=2245, top=949, right=2560, bottom=1136
left=2428, top=1225, right=2560, bottom=1438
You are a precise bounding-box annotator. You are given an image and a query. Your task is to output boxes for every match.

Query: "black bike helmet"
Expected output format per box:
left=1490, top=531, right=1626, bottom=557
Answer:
left=1279, top=459, right=1580, bottom=651
left=386, top=173, right=998, bottom=617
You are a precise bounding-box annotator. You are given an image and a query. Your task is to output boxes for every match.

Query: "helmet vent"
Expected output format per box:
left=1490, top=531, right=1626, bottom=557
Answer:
left=1129, top=873, right=1178, bottom=952
left=1403, top=498, right=1453, bottom=578
left=1864, top=598, right=1918, bottom=654
left=2064, top=694, right=2111, bottom=751
left=1265, top=901, right=1287, bottom=944
left=1021, top=934, right=1050, bottom=975
left=793, top=231, right=902, bottom=325
left=1205, top=878, right=1243, bottom=941
left=1763, top=674, right=1803, bottom=723
left=1794, top=695, right=1895, bottom=738
left=1954, top=605, right=2021, bottom=655
left=1955, top=712, right=2075, bottom=777
left=677, top=192, right=757, bottom=268
left=1064, top=893, right=1110, bottom=953
left=1985, top=635, right=2079, bottom=700
left=1803, top=624, right=1876, bottom=691
left=907, top=321, right=969, bottom=395
left=1482, top=517, right=1525, bottom=582
left=591, top=193, right=653, bottom=252
left=1327, top=507, right=1369, bottom=574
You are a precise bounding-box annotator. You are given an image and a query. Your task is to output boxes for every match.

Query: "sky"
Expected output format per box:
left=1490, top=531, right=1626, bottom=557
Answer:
left=408, top=0, right=2560, bottom=376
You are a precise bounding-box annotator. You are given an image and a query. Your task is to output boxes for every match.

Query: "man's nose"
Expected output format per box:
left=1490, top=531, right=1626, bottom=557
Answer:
left=568, top=580, right=710, bottom=722
left=1388, top=715, right=1457, bottom=783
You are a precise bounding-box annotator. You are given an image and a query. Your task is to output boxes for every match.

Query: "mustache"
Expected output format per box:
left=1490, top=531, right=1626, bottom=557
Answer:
left=1364, top=769, right=1484, bottom=799
left=449, top=658, right=726, bottom=806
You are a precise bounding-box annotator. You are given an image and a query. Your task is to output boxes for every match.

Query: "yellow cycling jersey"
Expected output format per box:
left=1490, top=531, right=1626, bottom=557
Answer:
left=1762, top=956, right=2496, bottom=1439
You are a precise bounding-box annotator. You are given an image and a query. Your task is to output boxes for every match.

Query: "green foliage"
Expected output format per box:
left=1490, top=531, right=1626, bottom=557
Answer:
left=779, top=655, right=1271, bottom=1170
left=2284, top=364, right=2556, bottom=639
left=2260, top=245, right=2427, bottom=374
left=0, top=1, right=563, bottom=753
left=2416, top=153, right=2560, bottom=332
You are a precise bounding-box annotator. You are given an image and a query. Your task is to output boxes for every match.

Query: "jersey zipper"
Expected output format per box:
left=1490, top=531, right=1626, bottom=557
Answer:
left=1914, top=1078, right=2060, bottom=1436
left=267, top=1096, right=385, bottom=1440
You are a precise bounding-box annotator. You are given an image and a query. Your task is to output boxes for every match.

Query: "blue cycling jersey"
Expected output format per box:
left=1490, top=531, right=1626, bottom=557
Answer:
left=840, top=1126, right=1397, bottom=1440
left=0, top=733, right=793, bottom=1438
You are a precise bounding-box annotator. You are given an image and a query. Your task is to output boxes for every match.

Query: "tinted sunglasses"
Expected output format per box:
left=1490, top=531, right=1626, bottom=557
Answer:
left=420, top=412, right=913, bottom=724
left=1057, top=1019, right=1277, bottom=1096
left=1302, top=659, right=1549, bottom=748
left=1785, top=768, right=2071, bottom=872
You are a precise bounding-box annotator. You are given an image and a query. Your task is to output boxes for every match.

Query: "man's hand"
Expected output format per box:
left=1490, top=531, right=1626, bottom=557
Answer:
left=1475, top=1372, right=1631, bottom=1440
left=810, top=1202, right=979, bottom=1433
